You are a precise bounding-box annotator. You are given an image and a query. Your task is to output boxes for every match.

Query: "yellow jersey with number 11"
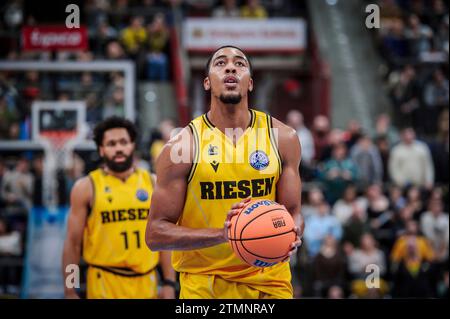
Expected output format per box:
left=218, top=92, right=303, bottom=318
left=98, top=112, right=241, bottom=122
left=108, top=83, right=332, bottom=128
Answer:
left=83, top=168, right=159, bottom=275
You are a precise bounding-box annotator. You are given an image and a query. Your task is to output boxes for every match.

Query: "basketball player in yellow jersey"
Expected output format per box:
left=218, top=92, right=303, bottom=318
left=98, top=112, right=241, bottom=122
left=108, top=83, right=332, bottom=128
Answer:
left=62, top=117, right=175, bottom=299
left=146, top=46, right=305, bottom=299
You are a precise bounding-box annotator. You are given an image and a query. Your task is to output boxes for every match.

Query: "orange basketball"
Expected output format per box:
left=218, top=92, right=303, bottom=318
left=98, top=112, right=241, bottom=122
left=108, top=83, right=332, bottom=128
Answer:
left=228, top=199, right=296, bottom=268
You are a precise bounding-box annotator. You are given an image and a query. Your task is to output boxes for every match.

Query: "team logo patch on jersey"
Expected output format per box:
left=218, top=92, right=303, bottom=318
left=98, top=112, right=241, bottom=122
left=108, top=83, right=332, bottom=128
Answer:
left=250, top=150, right=270, bottom=170
left=136, top=189, right=149, bottom=202
left=208, top=144, right=218, bottom=156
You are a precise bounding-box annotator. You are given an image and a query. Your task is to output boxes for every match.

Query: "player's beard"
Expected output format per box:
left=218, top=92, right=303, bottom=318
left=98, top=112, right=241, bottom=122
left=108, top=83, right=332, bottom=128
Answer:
left=104, top=153, right=134, bottom=172
left=219, top=93, right=242, bottom=105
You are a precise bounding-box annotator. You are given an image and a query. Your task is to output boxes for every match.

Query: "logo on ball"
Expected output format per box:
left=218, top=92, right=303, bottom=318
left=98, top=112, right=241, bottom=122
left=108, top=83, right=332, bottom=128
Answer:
left=243, top=200, right=274, bottom=215
left=136, top=189, right=149, bottom=202
left=249, top=150, right=269, bottom=171
left=272, top=217, right=286, bottom=229
left=253, top=259, right=277, bottom=267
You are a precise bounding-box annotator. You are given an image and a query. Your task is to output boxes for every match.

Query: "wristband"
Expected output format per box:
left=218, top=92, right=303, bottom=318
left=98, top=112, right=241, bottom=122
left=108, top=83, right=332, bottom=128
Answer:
left=161, top=279, right=177, bottom=289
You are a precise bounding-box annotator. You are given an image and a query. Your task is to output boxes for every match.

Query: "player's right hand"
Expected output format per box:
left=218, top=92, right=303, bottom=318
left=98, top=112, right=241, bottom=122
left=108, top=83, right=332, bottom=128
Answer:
left=223, top=197, right=251, bottom=240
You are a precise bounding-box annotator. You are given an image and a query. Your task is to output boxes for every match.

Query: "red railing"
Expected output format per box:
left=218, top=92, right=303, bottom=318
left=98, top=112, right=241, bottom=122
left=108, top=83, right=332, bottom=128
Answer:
left=310, top=32, right=331, bottom=119
left=170, top=27, right=190, bottom=126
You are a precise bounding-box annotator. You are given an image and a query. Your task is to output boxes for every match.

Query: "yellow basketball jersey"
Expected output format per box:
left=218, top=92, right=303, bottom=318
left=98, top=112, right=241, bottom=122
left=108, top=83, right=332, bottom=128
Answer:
left=83, top=168, right=159, bottom=274
left=172, top=109, right=290, bottom=280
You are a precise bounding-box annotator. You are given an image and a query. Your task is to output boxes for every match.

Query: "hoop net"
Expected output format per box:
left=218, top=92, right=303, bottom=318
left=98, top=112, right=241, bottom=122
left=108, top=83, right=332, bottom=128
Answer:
left=39, top=130, right=78, bottom=209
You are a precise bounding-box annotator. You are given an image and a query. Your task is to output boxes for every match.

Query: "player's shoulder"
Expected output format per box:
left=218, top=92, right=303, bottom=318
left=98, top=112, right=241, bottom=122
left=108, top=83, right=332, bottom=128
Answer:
left=163, top=125, right=194, bottom=152
left=155, top=125, right=194, bottom=175
left=70, top=175, right=94, bottom=201
left=270, top=116, right=299, bottom=143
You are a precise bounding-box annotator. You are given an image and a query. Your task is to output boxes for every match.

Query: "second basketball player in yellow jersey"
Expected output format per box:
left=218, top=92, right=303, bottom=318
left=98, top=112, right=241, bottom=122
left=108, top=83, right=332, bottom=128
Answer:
left=62, top=117, right=175, bottom=299
left=146, top=46, right=305, bottom=299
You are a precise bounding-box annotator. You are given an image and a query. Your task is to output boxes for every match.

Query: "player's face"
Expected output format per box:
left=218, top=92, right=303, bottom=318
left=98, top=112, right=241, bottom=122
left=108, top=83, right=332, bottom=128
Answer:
left=204, top=47, right=253, bottom=105
left=99, top=128, right=135, bottom=172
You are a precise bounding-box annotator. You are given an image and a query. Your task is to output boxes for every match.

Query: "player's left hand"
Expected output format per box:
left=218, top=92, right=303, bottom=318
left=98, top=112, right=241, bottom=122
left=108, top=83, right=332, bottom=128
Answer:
left=282, top=226, right=302, bottom=263
left=159, top=285, right=176, bottom=299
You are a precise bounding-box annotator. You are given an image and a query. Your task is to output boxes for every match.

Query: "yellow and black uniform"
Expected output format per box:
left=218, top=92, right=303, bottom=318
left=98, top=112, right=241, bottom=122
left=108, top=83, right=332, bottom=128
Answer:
left=83, top=168, right=159, bottom=299
left=173, top=109, right=293, bottom=299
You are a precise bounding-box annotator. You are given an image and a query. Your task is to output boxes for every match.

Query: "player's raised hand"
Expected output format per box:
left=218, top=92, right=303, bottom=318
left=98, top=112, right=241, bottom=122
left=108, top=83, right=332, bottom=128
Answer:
left=223, top=197, right=251, bottom=240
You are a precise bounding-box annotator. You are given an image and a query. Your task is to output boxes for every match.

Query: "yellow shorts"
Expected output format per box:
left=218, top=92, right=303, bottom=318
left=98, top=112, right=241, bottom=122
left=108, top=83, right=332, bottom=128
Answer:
left=179, top=271, right=293, bottom=299
left=86, top=266, right=158, bottom=299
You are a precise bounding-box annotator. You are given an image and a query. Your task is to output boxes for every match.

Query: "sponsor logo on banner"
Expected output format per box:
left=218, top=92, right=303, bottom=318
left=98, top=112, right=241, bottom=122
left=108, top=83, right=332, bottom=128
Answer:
left=183, top=18, right=307, bottom=52
left=22, top=25, right=88, bottom=51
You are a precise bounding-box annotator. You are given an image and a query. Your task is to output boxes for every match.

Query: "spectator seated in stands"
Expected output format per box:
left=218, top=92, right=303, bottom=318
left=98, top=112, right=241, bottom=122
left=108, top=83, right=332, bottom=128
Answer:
left=388, top=127, right=435, bottom=190
left=318, top=128, right=345, bottom=163
left=120, top=16, right=147, bottom=59
left=103, top=87, right=125, bottom=118
left=0, top=158, right=33, bottom=216
left=374, top=135, right=391, bottom=183
left=380, top=18, right=408, bottom=63
left=405, top=14, right=434, bottom=59
left=342, top=205, right=371, bottom=257
left=343, top=119, right=363, bottom=150
left=389, top=65, right=421, bottom=128
left=303, top=202, right=343, bottom=258
left=332, top=184, right=365, bottom=226
left=346, top=233, right=389, bottom=298
left=420, top=199, right=449, bottom=265
left=93, top=19, right=118, bottom=56
left=422, top=68, right=449, bottom=136
left=327, top=285, right=345, bottom=299
left=374, top=113, right=400, bottom=146
left=212, top=0, right=240, bottom=18
left=0, top=82, right=19, bottom=140
left=240, top=0, right=267, bottom=19
left=388, top=184, right=407, bottom=213
left=286, top=110, right=315, bottom=181
left=312, top=235, right=346, bottom=298
left=149, top=119, right=176, bottom=170
left=0, top=217, right=21, bottom=257
left=350, top=134, right=384, bottom=188
left=320, top=142, right=359, bottom=205
left=360, top=184, right=396, bottom=251
left=404, top=185, right=426, bottom=221
left=105, top=40, right=127, bottom=60
left=301, top=187, right=325, bottom=222
left=146, top=13, right=170, bottom=81
left=312, top=115, right=331, bottom=162
left=391, top=220, right=436, bottom=297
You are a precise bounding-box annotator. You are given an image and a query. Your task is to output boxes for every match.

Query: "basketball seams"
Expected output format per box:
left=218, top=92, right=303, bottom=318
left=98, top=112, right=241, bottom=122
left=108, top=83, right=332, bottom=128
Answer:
left=231, top=201, right=252, bottom=265
left=229, top=229, right=296, bottom=241
left=228, top=201, right=296, bottom=266
left=239, top=208, right=287, bottom=241
left=240, top=232, right=296, bottom=260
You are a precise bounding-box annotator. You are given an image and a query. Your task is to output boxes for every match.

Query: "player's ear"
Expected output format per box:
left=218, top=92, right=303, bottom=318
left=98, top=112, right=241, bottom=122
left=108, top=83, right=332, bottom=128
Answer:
left=248, top=77, right=253, bottom=92
left=99, top=146, right=104, bottom=157
left=203, top=76, right=211, bottom=91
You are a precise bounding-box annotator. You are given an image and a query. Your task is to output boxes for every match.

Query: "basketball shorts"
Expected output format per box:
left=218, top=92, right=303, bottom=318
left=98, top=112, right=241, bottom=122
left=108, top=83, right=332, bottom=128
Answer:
left=179, top=270, right=293, bottom=299
left=86, top=266, right=158, bottom=299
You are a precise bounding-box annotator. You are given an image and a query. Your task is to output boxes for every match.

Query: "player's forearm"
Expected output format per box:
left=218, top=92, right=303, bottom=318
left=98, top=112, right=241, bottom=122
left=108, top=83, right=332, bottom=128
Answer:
left=62, top=239, right=81, bottom=296
left=146, top=219, right=226, bottom=251
left=159, top=251, right=176, bottom=281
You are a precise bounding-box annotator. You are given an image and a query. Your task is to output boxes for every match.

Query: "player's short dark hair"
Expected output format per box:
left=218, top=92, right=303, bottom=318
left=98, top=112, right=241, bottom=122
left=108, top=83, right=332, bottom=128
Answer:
left=93, top=116, right=137, bottom=148
left=205, top=45, right=252, bottom=77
